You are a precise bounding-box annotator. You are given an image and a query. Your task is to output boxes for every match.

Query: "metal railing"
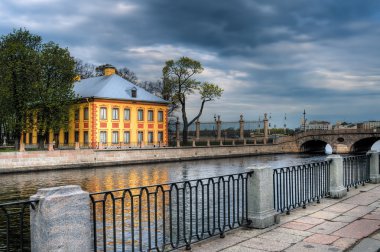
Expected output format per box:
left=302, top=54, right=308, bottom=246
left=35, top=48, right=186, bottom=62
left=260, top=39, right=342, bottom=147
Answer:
left=89, top=172, right=251, bottom=251
left=343, top=155, right=370, bottom=190
left=273, top=161, right=330, bottom=214
left=0, top=199, right=39, bottom=252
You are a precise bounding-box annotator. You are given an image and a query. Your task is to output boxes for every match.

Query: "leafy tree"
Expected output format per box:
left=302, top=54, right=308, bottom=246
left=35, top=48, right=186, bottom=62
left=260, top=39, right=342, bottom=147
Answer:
left=0, top=29, right=41, bottom=149
left=163, top=56, right=223, bottom=143
left=34, top=42, right=76, bottom=148
left=0, top=29, right=76, bottom=150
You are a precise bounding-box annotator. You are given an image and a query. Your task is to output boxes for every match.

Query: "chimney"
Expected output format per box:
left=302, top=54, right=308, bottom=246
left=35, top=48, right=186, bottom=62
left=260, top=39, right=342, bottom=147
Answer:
left=103, top=64, right=116, bottom=76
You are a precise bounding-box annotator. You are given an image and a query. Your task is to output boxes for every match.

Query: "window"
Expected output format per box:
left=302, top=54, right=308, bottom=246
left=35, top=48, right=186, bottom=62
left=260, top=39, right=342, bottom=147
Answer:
left=75, top=109, right=79, bottom=121
left=148, top=132, right=153, bottom=143
left=84, top=107, right=89, bottom=120
left=28, top=133, right=33, bottom=144
left=100, top=107, right=107, bottom=120
left=112, top=131, right=119, bottom=144
left=158, top=111, right=164, bottom=122
left=100, top=131, right=107, bottom=144
left=123, top=131, right=130, bottom=144
left=158, top=131, right=163, bottom=142
left=124, top=108, right=130, bottom=121
left=112, top=108, right=119, bottom=120
left=148, top=110, right=154, bottom=121
left=131, top=87, right=137, bottom=98
left=64, top=132, right=69, bottom=144
left=83, top=131, right=89, bottom=144
left=138, top=131, right=143, bottom=143
left=138, top=109, right=144, bottom=121
left=75, top=131, right=79, bottom=142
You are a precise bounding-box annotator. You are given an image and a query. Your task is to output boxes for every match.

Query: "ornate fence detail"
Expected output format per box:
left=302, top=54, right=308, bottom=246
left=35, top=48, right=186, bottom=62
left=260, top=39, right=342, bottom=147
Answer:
left=0, top=199, right=39, bottom=252
left=273, top=161, right=330, bottom=214
left=343, top=155, right=370, bottom=190
left=90, top=172, right=251, bottom=251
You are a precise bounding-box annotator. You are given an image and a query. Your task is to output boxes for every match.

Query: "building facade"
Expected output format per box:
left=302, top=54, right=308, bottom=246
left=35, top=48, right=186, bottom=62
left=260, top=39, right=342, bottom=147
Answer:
left=358, top=121, right=380, bottom=130
left=25, top=66, right=169, bottom=148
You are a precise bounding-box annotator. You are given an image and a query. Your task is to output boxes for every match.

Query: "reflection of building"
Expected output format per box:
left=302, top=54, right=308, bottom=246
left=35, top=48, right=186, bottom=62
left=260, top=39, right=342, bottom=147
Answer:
left=358, top=121, right=380, bottom=130
left=300, top=120, right=332, bottom=131
left=25, top=65, right=169, bottom=147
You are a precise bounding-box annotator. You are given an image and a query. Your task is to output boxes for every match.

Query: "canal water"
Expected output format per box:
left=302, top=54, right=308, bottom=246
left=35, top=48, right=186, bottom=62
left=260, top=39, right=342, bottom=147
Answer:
left=0, top=153, right=326, bottom=202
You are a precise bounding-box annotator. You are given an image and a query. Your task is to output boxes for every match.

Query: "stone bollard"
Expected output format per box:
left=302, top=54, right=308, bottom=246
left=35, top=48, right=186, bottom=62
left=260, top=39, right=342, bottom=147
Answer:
left=243, top=139, right=247, bottom=146
left=207, top=140, right=210, bottom=147
left=176, top=140, right=180, bottom=147
left=30, top=185, right=92, bottom=252
left=192, top=139, right=196, bottom=147
left=232, top=140, right=235, bottom=146
left=368, top=150, right=380, bottom=183
left=220, top=140, right=223, bottom=146
left=327, top=155, right=347, bottom=198
left=75, top=142, right=80, bottom=150
left=246, top=166, right=279, bottom=228
left=47, top=143, right=54, bottom=151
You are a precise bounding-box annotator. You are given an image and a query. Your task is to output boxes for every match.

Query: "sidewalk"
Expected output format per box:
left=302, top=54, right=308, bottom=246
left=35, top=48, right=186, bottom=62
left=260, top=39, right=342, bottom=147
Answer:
left=188, top=183, right=380, bottom=252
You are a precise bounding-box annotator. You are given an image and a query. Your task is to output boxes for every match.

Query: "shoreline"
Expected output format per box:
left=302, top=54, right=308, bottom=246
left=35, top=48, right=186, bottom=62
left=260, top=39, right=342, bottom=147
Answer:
left=0, top=143, right=299, bottom=174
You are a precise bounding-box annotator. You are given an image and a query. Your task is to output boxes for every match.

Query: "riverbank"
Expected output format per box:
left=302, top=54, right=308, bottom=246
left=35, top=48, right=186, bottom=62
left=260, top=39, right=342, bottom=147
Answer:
left=0, top=143, right=298, bottom=174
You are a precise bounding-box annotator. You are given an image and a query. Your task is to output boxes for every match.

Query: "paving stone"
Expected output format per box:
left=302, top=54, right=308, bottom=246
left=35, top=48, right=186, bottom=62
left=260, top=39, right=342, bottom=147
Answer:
left=349, top=238, right=380, bottom=252
left=221, top=245, right=266, bottom=252
left=332, top=237, right=357, bottom=249
left=363, top=212, right=380, bottom=220
left=332, top=219, right=380, bottom=239
left=309, top=210, right=341, bottom=220
left=226, top=227, right=267, bottom=239
left=303, top=233, right=340, bottom=245
left=295, top=216, right=325, bottom=225
left=239, top=237, right=291, bottom=251
left=371, top=232, right=380, bottom=241
left=368, top=200, right=380, bottom=208
left=324, top=203, right=357, bottom=213
left=342, top=192, right=379, bottom=206
left=190, top=234, right=249, bottom=252
left=275, top=227, right=313, bottom=237
left=281, top=221, right=316, bottom=231
left=284, top=241, right=343, bottom=252
left=332, top=215, right=358, bottom=223
left=308, top=221, right=348, bottom=234
left=258, top=230, right=305, bottom=243
left=344, top=205, right=376, bottom=217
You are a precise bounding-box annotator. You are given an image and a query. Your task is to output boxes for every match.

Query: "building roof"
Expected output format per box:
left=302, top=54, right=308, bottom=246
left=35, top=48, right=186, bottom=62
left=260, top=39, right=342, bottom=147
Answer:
left=73, top=74, right=168, bottom=104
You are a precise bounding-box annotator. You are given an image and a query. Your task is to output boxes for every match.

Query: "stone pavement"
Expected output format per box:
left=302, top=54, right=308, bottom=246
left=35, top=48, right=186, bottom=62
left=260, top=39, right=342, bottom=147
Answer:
left=187, top=183, right=380, bottom=252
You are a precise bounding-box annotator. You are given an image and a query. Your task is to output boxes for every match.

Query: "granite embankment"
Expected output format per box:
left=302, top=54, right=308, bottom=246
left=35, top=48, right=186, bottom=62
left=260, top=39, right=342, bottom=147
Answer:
left=0, top=142, right=298, bottom=174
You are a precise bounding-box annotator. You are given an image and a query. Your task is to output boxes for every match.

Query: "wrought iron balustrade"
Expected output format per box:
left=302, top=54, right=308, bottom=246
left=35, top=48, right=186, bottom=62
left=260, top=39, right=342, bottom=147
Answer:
left=0, top=199, right=39, bottom=252
left=89, top=172, right=251, bottom=251
left=343, top=155, right=370, bottom=190
left=273, top=161, right=330, bottom=214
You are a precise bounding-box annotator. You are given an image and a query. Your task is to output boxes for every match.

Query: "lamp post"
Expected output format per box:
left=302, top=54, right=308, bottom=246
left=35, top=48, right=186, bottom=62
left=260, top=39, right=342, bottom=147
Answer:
left=303, top=109, right=307, bottom=132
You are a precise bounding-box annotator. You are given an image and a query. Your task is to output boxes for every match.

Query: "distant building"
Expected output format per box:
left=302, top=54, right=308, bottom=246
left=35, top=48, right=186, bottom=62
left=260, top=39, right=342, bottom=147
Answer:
left=333, top=121, right=357, bottom=130
left=300, top=120, right=332, bottom=131
left=358, top=121, right=380, bottom=130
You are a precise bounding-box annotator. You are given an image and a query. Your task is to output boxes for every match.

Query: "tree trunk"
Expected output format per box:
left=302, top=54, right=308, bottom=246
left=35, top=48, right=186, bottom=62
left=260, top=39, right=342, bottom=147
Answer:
left=37, top=130, right=45, bottom=149
left=181, top=101, right=189, bottom=145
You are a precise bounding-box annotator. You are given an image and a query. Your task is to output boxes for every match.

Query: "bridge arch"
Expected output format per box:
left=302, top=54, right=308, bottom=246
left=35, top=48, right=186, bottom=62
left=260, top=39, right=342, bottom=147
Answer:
left=300, top=139, right=329, bottom=153
left=350, top=137, right=380, bottom=153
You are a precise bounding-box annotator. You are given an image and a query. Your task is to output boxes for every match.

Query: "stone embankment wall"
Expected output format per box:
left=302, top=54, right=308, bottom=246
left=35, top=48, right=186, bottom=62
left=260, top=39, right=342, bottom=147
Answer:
left=0, top=142, right=299, bottom=174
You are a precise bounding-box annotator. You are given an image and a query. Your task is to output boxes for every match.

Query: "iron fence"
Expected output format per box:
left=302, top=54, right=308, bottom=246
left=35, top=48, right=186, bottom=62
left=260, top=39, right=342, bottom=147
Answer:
left=89, top=172, right=251, bottom=251
left=0, top=199, right=39, bottom=252
left=273, top=161, right=330, bottom=214
left=343, top=155, right=370, bottom=190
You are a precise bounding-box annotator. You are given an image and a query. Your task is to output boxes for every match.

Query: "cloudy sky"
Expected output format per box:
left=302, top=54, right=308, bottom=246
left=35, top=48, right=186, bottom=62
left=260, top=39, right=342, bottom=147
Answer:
left=1, top=0, right=380, bottom=128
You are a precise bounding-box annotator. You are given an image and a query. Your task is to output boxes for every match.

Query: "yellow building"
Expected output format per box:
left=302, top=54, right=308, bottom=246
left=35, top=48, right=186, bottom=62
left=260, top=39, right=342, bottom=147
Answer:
left=25, top=65, right=169, bottom=148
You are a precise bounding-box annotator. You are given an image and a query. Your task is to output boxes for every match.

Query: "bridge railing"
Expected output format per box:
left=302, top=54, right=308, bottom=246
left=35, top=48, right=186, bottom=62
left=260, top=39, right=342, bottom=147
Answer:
left=273, top=161, right=330, bottom=214
left=343, top=154, right=370, bottom=190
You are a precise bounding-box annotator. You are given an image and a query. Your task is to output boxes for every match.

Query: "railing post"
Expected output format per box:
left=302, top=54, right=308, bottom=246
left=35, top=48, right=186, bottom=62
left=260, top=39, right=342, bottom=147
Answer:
left=30, top=185, right=92, bottom=252
left=246, top=166, right=279, bottom=228
left=367, top=150, right=380, bottom=183
left=327, top=155, right=347, bottom=198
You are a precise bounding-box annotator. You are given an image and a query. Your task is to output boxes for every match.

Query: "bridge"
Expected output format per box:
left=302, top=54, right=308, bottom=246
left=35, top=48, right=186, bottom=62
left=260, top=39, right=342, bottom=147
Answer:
left=276, top=129, right=380, bottom=154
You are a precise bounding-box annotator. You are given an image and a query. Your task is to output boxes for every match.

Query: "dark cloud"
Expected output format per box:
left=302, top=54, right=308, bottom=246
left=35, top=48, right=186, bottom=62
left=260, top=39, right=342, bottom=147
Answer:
left=1, top=0, right=380, bottom=127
